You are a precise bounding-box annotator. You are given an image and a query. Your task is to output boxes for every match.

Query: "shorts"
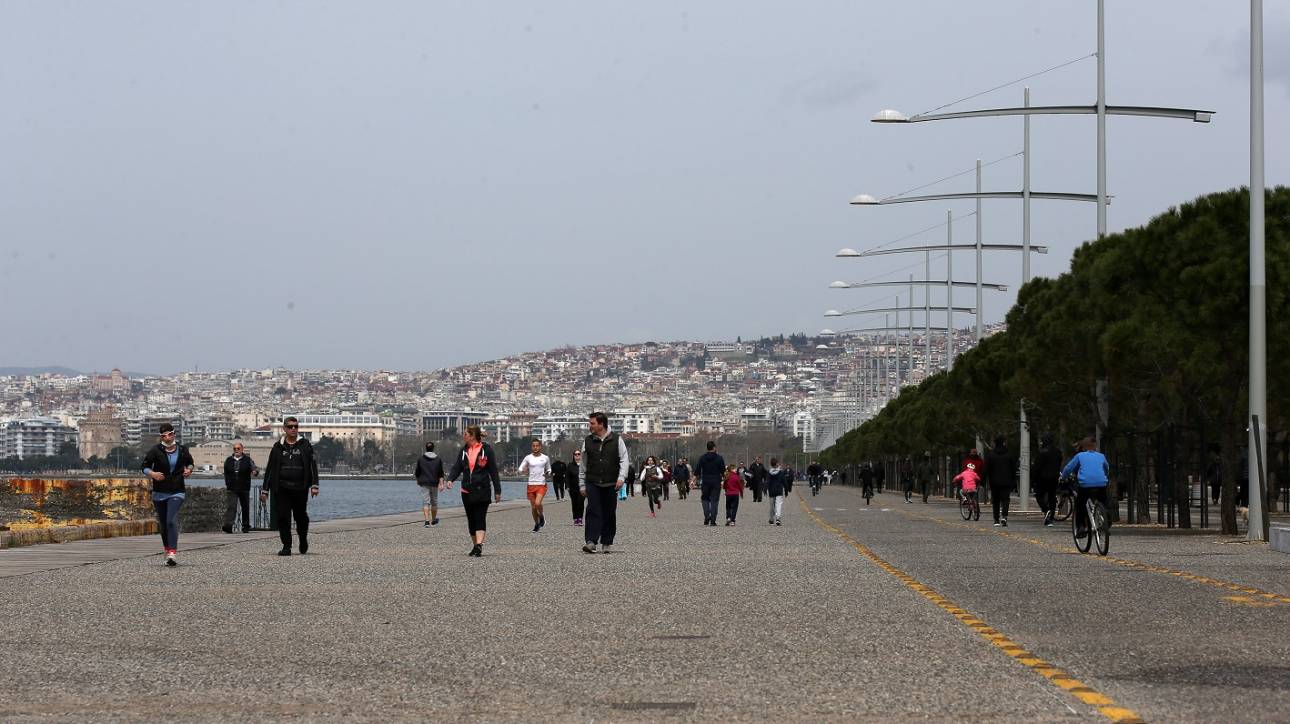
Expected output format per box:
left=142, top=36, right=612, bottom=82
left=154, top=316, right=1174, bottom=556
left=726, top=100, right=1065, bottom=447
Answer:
left=420, top=485, right=439, bottom=506
left=527, top=485, right=547, bottom=503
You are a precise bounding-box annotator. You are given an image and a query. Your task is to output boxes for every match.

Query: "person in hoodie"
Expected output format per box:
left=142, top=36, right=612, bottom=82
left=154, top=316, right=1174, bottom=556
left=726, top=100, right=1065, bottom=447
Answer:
left=984, top=435, right=1016, bottom=527
left=765, top=457, right=789, bottom=525
left=1032, top=433, right=1063, bottom=526
left=141, top=422, right=194, bottom=566
left=414, top=441, right=446, bottom=528
left=446, top=425, right=502, bottom=557
left=261, top=416, right=320, bottom=556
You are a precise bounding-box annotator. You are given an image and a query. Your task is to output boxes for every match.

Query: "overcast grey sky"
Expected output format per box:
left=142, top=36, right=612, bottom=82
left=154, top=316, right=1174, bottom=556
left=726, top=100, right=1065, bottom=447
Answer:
left=1, top=1, right=1286, bottom=374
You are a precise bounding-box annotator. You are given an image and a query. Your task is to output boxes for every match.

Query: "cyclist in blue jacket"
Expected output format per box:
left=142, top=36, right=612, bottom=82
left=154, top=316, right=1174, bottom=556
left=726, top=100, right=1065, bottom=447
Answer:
left=1060, top=436, right=1110, bottom=537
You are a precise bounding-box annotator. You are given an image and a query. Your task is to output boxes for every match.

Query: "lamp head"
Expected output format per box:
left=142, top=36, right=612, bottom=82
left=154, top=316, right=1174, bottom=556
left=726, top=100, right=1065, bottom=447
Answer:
left=849, top=194, right=880, bottom=206
left=871, top=109, right=909, bottom=123
left=829, top=281, right=849, bottom=288
left=824, top=309, right=842, bottom=317
left=836, top=248, right=860, bottom=257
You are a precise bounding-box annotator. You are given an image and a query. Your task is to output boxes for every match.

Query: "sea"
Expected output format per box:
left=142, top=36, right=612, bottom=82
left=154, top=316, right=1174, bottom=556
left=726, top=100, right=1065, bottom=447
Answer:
left=186, top=478, right=544, bottom=521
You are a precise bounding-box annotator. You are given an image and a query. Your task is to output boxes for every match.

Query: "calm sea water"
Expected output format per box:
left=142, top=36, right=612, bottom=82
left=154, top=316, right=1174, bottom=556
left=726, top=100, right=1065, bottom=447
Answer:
left=187, top=478, right=543, bottom=521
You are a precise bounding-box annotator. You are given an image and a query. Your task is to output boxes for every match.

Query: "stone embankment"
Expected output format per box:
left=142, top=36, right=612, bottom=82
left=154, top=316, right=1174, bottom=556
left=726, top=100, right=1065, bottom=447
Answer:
left=0, top=478, right=224, bottom=548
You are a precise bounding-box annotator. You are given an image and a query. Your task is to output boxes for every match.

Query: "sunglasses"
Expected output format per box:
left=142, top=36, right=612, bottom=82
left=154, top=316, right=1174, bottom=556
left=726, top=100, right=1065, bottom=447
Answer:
left=285, top=424, right=298, bottom=429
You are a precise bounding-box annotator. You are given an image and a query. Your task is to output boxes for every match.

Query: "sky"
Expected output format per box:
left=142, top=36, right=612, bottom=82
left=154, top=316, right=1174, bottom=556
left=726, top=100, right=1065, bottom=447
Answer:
left=1, top=1, right=1286, bottom=374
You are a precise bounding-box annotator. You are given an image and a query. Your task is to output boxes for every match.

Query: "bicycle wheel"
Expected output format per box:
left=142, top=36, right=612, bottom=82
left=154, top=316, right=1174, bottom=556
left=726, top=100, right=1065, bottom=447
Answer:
left=1056, top=493, right=1074, bottom=522
left=1073, top=501, right=1092, bottom=553
left=959, top=496, right=972, bottom=520
left=1092, top=501, right=1110, bottom=556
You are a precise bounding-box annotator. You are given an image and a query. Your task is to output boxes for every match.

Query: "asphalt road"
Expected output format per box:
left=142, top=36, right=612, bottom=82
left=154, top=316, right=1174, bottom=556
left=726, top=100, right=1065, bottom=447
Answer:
left=0, top=485, right=1285, bottom=722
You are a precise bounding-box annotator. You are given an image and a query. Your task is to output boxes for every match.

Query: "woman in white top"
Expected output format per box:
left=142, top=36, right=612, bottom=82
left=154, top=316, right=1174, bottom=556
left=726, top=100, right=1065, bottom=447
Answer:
left=519, top=439, right=552, bottom=533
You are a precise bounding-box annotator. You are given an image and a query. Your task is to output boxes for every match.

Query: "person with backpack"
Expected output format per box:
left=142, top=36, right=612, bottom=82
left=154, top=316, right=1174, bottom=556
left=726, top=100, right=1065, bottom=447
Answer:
left=414, top=441, right=445, bottom=527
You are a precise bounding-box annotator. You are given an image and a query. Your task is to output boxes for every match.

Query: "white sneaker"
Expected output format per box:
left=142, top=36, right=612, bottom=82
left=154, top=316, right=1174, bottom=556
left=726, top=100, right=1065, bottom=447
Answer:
left=165, top=551, right=177, bottom=566
left=600, top=544, right=612, bottom=554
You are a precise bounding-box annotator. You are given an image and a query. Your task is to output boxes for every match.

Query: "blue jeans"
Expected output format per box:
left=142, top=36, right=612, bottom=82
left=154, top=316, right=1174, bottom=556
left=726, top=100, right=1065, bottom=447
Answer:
left=153, top=495, right=184, bottom=551
left=700, top=483, right=721, bottom=523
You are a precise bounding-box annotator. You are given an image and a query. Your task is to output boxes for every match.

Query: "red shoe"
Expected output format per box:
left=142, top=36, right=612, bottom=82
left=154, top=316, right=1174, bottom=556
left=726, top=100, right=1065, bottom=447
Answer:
left=649, top=510, right=656, bottom=517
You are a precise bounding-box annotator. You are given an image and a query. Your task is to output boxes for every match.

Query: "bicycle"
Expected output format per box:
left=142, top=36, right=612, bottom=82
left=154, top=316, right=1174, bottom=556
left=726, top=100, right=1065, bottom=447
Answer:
left=1054, top=485, right=1075, bottom=522
left=1072, top=492, right=1111, bottom=556
left=958, top=490, right=979, bottom=521
left=810, top=476, right=822, bottom=497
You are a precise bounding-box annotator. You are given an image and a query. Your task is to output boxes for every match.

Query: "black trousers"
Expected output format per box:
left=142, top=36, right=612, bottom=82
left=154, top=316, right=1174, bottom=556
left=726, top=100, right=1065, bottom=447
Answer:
left=585, top=484, right=617, bottom=545
left=571, top=487, right=586, bottom=520
left=991, top=486, right=1011, bottom=522
left=751, top=484, right=763, bottom=502
left=275, top=488, right=310, bottom=547
left=553, top=479, right=565, bottom=500
left=1035, top=478, right=1058, bottom=515
left=464, top=499, right=490, bottom=535
left=224, top=489, right=251, bottom=530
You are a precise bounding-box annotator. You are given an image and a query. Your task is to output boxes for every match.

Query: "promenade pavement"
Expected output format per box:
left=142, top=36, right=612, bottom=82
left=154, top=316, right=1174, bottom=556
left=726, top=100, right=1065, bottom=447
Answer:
left=0, top=486, right=1286, bottom=722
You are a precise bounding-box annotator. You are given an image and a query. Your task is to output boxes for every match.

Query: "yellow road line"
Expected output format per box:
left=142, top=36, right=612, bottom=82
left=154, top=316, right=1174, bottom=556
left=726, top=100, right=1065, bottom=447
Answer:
left=797, top=495, right=1145, bottom=724
left=901, top=505, right=1290, bottom=606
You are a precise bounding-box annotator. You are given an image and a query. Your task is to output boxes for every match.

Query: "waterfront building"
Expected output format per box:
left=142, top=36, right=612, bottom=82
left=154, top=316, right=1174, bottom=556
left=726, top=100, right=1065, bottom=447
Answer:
left=273, top=413, right=396, bottom=444
left=418, top=410, right=488, bottom=438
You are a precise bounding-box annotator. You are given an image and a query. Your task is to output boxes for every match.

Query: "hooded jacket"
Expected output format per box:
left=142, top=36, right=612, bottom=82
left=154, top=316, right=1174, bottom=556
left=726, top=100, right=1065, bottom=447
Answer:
left=448, top=442, right=502, bottom=503
left=765, top=466, right=789, bottom=497
left=984, top=444, right=1015, bottom=489
left=415, top=451, right=444, bottom=487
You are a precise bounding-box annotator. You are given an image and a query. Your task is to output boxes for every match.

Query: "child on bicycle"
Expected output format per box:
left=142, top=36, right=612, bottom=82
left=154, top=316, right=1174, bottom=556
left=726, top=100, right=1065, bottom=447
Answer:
left=1060, top=437, right=1110, bottom=537
left=952, top=462, right=981, bottom=521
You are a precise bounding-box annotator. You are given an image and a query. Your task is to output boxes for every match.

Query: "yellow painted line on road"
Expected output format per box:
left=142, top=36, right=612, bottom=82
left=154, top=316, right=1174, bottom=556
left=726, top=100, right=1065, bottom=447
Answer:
left=903, top=507, right=1290, bottom=606
left=797, top=495, right=1144, bottom=724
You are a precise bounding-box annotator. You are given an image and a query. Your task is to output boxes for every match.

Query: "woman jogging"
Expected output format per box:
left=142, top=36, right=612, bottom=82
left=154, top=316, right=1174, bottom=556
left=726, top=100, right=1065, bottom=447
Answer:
left=141, top=422, right=194, bottom=566
left=639, top=456, right=664, bottom=517
left=446, top=426, right=502, bottom=557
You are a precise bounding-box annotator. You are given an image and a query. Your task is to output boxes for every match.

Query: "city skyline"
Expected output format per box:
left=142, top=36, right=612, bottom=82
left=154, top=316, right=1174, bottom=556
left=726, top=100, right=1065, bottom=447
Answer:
left=1, top=2, right=1286, bottom=374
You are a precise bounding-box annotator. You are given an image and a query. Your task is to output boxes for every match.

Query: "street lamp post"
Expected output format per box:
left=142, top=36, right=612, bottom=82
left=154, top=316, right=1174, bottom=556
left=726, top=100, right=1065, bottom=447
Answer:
left=1249, top=0, right=1267, bottom=541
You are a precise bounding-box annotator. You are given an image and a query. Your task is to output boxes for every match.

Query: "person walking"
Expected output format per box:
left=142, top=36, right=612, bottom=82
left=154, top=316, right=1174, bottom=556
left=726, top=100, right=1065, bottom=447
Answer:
left=672, top=457, right=691, bottom=500
left=900, top=456, right=915, bottom=503
left=415, top=441, right=445, bottom=527
left=551, top=455, right=567, bottom=501
left=222, top=441, right=258, bottom=533
left=746, top=456, right=767, bottom=503
left=446, top=426, right=501, bottom=557
left=915, top=451, right=935, bottom=503
left=984, top=436, right=1016, bottom=527
left=578, top=412, right=629, bottom=554
left=723, top=464, right=744, bottom=525
left=874, top=460, right=886, bottom=494
left=260, top=417, right=320, bottom=556
left=639, top=455, right=665, bottom=517
left=693, top=441, right=726, bottom=526
left=766, top=457, right=789, bottom=525
left=142, top=422, right=194, bottom=566
left=519, top=438, right=553, bottom=533
left=1032, top=433, right=1063, bottom=526
left=566, top=451, right=585, bottom=526
left=660, top=460, right=672, bottom=502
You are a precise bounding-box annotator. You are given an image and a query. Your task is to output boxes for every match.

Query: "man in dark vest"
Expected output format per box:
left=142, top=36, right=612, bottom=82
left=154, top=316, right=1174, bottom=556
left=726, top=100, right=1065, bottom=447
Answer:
left=578, top=411, right=628, bottom=554
left=222, top=441, right=258, bottom=533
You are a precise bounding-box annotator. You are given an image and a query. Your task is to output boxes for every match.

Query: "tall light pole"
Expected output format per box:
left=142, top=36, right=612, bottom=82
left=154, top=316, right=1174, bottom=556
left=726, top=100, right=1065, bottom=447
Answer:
left=1249, top=0, right=1267, bottom=541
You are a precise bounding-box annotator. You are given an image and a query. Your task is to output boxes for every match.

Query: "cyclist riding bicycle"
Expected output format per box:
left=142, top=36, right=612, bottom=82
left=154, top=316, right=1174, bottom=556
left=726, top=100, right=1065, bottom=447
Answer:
left=1060, top=436, right=1110, bottom=537
left=952, top=462, right=981, bottom=521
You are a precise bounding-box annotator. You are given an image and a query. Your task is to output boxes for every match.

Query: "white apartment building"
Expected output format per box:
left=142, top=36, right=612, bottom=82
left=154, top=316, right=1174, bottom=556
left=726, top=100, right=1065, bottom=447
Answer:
left=274, top=414, right=396, bottom=444
left=531, top=414, right=588, bottom=443
left=793, top=411, right=817, bottom=450
left=0, top=417, right=78, bottom=459
left=610, top=410, right=659, bottom=435
left=738, top=408, right=777, bottom=434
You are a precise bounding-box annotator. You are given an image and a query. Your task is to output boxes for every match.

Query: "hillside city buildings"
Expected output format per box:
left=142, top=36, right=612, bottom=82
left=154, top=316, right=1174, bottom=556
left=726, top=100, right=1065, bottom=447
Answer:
left=0, top=326, right=1001, bottom=465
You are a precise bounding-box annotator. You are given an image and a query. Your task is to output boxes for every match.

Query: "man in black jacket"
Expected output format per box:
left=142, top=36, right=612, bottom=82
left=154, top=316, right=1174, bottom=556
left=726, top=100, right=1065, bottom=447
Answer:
left=260, top=417, right=319, bottom=556
left=222, top=441, right=258, bottom=533
left=693, top=441, right=726, bottom=526
left=415, top=441, right=445, bottom=528
left=746, top=457, right=768, bottom=503
left=984, top=436, right=1016, bottom=527
left=1032, top=433, right=1063, bottom=526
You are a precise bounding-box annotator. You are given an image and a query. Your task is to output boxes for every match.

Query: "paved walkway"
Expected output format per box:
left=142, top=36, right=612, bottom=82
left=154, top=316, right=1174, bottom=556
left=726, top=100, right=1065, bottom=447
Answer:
left=0, top=488, right=1286, bottom=722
